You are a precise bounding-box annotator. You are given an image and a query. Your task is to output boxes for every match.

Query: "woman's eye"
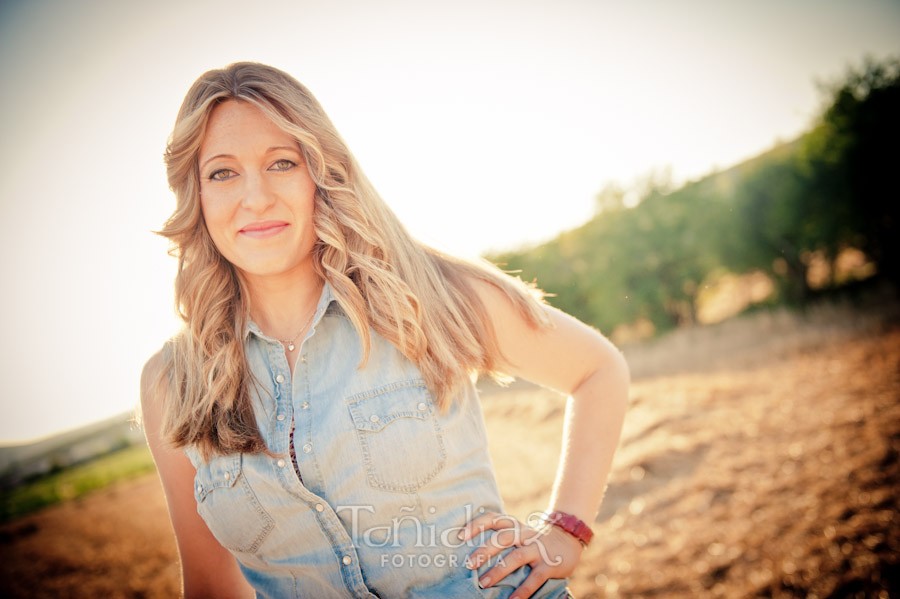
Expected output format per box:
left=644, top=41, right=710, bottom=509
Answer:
left=270, top=159, right=296, bottom=172
left=209, top=169, right=236, bottom=181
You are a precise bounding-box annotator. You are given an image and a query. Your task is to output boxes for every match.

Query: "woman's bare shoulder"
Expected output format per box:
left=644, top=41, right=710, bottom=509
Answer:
left=141, top=348, right=165, bottom=385
left=140, top=346, right=169, bottom=427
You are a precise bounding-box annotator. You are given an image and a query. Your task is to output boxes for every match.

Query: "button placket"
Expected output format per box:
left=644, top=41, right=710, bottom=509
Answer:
left=265, top=338, right=292, bottom=439
left=292, top=351, right=315, bottom=473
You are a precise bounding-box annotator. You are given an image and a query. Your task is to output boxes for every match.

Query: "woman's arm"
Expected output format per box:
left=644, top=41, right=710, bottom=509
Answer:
left=141, top=351, right=256, bottom=599
left=458, top=280, right=631, bottom=599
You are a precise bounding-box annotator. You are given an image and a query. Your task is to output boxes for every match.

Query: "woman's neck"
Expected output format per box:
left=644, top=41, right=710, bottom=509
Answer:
left=243, top=266, right=325, bottom=343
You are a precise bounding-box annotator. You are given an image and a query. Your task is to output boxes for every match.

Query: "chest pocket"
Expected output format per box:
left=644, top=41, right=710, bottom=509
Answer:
left=347, top=379, right=446, bottom=493
left=193, top=453, right=274, bottom=553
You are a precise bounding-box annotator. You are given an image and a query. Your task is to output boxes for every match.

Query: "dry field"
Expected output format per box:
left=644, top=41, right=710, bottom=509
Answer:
left=1, top=293, right=898, bottom=599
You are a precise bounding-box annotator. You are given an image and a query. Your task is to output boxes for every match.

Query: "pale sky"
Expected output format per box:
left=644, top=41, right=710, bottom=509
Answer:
left=1, top=0, right=898, bottom=443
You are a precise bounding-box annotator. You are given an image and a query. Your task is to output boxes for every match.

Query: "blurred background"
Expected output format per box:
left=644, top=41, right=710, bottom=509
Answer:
left=0, top=0, right=898, bottom=597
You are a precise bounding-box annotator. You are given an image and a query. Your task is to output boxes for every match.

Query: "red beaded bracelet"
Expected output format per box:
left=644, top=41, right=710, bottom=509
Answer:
left=541, top=511, right=594, bottom=547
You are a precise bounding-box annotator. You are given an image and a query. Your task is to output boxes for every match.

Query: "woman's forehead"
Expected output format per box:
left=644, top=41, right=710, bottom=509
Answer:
left=199, top=101, right=298, bottom=160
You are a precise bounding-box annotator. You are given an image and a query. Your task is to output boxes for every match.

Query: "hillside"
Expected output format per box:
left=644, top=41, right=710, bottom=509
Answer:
left=0, top=412, right=144, bottom=489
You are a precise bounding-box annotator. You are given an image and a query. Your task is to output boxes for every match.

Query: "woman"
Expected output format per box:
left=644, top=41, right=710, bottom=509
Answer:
left=141, top=62, right=630, bottom=599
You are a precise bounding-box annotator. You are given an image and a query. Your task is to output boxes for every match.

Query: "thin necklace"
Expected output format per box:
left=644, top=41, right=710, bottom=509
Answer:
left=279, top=306, right=317, bottom=352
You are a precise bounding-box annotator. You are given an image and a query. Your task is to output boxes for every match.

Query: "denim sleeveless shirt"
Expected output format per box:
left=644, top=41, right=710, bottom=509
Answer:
left=183, top=281, right=570, bottom=599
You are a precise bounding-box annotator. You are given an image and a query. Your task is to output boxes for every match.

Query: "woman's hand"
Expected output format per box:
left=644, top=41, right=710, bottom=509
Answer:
left=459, top=511, right=584, bottom=599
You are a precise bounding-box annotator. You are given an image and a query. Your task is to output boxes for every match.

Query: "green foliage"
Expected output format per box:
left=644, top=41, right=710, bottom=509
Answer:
left=496, top=177, right=731, bottom=333
left=808, top=56, right=900, bottom=282
left=0, top=444, right=156, bottom=522
left=727, top=141, right=821, bottom=304
left=489, top=56, right=898, bottom=334
left=727, top=56, right=900, bottom=302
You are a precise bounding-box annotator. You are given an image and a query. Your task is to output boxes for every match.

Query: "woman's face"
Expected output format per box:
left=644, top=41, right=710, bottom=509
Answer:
left=198, top=100, right=318, bottom=283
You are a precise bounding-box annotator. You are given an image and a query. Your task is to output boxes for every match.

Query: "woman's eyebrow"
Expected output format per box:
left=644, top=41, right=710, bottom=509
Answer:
left=266, top=145, right=301, bottom=154
left=200, top=153, right=235, bottom=170
left=200, top=147, right=301, bottom=169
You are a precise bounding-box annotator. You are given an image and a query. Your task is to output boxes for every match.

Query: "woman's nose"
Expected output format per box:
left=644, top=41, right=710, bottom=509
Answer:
left=240, top=174, right=276, bottom=212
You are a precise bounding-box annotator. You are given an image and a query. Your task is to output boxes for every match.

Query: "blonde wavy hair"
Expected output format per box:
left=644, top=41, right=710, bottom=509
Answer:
left=159, top=62, right=551, bottom=458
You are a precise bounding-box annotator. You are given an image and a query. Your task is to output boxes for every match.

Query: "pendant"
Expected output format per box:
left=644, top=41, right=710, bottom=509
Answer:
left=288, top=343, right=295, bottom=352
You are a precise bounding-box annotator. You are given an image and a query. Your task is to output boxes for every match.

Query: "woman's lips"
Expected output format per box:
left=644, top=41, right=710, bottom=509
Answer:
left=239, top=221, right=289, bottom=239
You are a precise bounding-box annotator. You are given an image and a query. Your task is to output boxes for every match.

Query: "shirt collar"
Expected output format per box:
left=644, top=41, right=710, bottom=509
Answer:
left=244, top=278, right=338, bottom=342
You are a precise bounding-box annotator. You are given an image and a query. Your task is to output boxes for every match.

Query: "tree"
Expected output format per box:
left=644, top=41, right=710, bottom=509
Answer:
left=806, top=56, right=900, bottom=283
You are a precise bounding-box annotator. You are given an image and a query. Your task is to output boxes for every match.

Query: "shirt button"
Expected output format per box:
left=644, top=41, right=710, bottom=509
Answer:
left=417, top=402, right=427, bottom=411
left=301, top=356, right=308, bottom=363
left=277, top=414, right=286, bottom=421
left=315, top=503, right=325, bottom=512
left=301, top=402, right=309, bottom=410
left=342, top=555, right=352, bottom=566
left=196, top=484, right=203, bottom=493
left=275, top=374, right=285, bottom=384
left=302, top=443, right=312, bottom=453
left=369, top=414, right=380, bottom=423
left=277, top=459, right=286, bottom=468
left=223, top=472, right=231, bottom=481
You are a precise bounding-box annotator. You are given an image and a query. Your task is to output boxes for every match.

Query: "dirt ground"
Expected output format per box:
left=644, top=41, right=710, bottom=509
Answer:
left=1, top=311, right=898, bottom=598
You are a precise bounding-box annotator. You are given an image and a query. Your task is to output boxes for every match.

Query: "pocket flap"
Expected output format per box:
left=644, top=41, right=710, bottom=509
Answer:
left=348, top=379, right=433, bottom=433
left=194, top=454, right=242, bottom=502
